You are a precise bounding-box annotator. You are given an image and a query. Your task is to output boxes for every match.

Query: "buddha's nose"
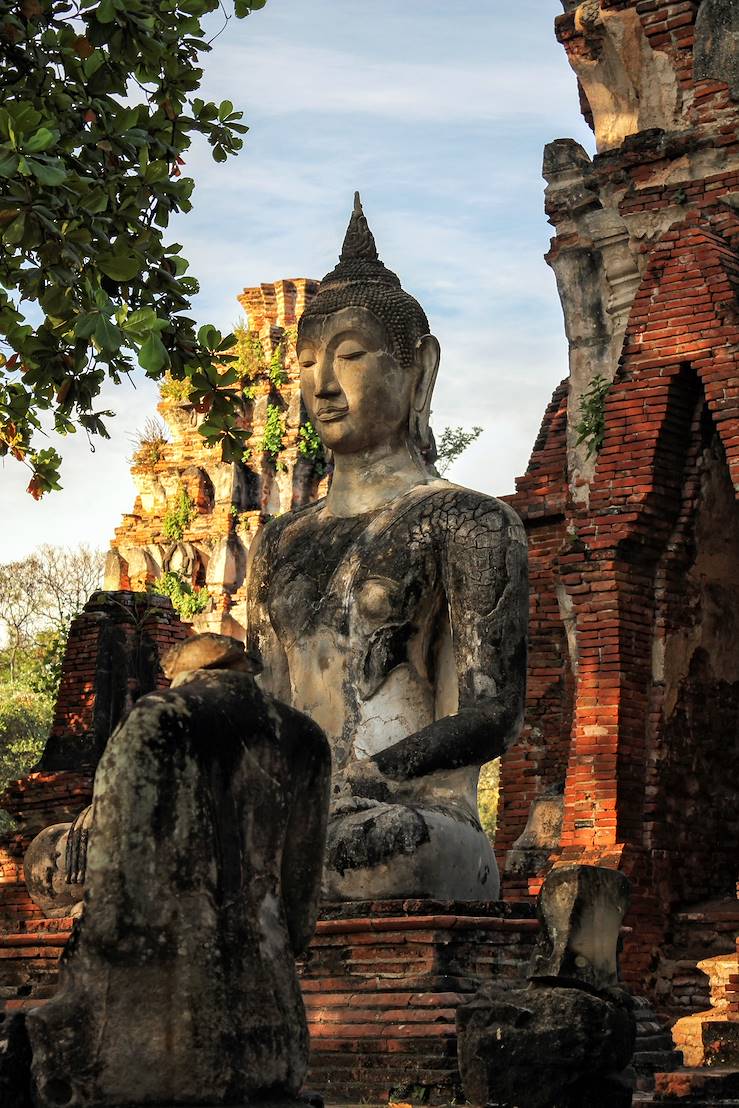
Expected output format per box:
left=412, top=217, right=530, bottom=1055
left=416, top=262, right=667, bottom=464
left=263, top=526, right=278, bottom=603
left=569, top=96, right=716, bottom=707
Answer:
left=315, top=355, right=341, bottom=398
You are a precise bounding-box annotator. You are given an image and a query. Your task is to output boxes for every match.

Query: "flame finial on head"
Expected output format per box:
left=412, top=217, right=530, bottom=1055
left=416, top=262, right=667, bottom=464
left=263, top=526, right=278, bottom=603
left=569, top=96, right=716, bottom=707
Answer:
left=340, top=192, right=379, bottom=263
left=299, top=192, right=430, bottom=370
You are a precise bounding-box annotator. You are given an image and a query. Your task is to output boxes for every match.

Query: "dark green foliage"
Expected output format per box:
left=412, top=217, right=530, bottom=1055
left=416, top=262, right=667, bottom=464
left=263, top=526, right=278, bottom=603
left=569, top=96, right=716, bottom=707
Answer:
left=575, top=374, right=610, bottom=458
left=0, top=0, right=267, bottom=496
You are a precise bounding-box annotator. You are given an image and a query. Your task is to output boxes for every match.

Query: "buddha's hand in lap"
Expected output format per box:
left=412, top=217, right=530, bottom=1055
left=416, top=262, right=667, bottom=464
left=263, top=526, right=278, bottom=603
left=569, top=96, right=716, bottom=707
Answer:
left=331, top=757, right=393, bottom=815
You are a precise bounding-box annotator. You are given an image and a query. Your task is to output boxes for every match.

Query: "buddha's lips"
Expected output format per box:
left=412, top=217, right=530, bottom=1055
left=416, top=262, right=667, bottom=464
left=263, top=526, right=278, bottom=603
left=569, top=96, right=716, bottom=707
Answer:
left=316, top=406, right=349, bottom=422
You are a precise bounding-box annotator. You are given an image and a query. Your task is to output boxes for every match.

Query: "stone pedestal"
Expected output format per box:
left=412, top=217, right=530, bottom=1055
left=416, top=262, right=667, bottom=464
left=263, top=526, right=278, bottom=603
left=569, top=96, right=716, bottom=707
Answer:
left=298, top=900, right=538, bottom=1105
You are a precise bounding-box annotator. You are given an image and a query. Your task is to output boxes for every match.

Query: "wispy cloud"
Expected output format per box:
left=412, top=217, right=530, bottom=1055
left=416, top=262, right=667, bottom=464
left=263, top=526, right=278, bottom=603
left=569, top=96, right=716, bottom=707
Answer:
left=207, top=40, right=576, bottom=125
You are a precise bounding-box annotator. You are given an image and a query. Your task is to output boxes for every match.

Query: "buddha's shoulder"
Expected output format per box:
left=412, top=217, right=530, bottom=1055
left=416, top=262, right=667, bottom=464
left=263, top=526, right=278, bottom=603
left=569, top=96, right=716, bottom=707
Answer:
left=254, top=499, right=325, bottom=549
left=413, top=482, right=525, bottom=543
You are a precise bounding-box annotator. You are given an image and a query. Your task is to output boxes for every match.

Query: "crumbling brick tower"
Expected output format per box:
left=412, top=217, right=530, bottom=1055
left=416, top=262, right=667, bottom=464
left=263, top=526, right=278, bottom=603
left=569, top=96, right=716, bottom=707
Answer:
left=496, top=0, right=739, bottom=1006
left=106, top=278, right=327, bottom=640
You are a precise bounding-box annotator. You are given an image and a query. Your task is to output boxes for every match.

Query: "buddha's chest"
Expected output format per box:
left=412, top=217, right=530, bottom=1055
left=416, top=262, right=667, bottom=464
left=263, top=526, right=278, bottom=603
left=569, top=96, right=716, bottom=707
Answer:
left=266, top=509, right=441, bottom=666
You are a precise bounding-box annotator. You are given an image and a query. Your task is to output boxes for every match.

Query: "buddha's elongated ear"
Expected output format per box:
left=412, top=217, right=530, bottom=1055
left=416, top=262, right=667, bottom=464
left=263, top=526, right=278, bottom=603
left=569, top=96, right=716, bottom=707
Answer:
left=409, top=334, right=440, bottom=455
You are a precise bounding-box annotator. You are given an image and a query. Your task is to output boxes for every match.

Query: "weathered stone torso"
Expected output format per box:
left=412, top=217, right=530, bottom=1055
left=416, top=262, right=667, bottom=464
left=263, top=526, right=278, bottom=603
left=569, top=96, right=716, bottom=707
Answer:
left=260, top=482, right=520, bottom=807
left=23, top=668, right=331, bottom=1107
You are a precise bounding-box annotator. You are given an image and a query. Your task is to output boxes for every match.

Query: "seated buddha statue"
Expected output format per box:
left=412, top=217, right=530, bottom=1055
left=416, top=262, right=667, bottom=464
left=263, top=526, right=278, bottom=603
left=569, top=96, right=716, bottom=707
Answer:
left=247, top=194, right=528, bottom=902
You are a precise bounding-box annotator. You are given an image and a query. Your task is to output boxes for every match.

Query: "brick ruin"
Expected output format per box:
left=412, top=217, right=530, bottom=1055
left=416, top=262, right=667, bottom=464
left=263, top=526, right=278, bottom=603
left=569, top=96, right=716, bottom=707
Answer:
left=2, top=2, right=739, bottom=1103
left=105, top=277, right=328, bottom=640
left=492, top=0, right=739, bottom=1097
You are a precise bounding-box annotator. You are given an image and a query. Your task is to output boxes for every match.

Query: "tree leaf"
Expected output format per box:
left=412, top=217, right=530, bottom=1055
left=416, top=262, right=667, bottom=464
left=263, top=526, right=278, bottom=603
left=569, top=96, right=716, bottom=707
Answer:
left=98, top=249, right=143, bottom=282
left=138, top=332, right=169, bottom=374
left=4, top=215, right=26, bottom=244
left=27, top=158, right=66, bottom=186
left=25, top=128, right=57, bottom=154
left=94, top=314, right=122, bottom=353
left=96, top=0, right=116, bottom=23
left=74, top=313, right=100, bottom=340
left=0, top=151, right=19, bottom=177
left=197, top=323, right=219, bottom=349
left=84, top=188, right=108, bottom=214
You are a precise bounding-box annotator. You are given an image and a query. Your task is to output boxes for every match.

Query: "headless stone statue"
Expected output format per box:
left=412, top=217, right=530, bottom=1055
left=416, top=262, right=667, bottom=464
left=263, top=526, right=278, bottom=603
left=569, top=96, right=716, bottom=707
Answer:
left=457, top=866, right=636, bottom=1108
left=247, top=194, right=528, bottom=901
left=22, top=636, right=331, bottom=1107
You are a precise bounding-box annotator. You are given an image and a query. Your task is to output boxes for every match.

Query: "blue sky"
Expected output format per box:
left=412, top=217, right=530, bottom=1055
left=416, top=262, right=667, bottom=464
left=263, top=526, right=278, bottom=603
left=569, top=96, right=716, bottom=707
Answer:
left=1, top=0, right=594, bottom=560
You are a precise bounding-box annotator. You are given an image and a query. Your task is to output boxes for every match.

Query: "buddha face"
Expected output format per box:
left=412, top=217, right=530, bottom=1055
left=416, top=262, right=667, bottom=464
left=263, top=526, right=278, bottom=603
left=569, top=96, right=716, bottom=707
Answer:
left=298, top=307, right=416, bottom=455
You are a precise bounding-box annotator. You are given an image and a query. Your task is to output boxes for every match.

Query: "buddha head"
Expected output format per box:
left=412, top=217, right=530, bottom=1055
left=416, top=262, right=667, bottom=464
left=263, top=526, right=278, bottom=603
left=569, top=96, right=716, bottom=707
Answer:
left=297, top=193, right=440, bottom=464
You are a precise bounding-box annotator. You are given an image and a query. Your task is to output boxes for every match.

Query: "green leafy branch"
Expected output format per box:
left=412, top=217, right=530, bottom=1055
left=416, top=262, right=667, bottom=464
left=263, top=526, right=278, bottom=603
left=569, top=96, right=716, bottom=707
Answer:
left=435, top=425, right=483, bottom=476
left=261, top=402, right=285, bottom=458
left=268, top=338, right=287, bottom=387
left=0, top=0, right=267, bottom=497
left=298, top=419, right=326, bottom=473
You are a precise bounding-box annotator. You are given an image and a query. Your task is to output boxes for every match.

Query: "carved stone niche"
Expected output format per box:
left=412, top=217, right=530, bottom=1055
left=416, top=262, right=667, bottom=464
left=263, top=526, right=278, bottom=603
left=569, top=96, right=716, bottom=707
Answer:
left=543, top=138, right=642, bottom=498
left=180, top=464, right=215, bottom=513
left=567, top=1, right=681, bottom=152
left=694, top=0, right=739, bottom=100
left=165, top=541, right=202, bottom=583
left=116, top=545, right=159, bottom=591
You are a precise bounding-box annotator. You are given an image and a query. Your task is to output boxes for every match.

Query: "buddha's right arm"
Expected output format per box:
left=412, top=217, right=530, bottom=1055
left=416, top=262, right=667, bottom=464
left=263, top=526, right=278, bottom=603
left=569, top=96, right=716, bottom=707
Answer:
left=374, top=494, right=528, bottom=780
left=245, top=525, right=291, bottom=702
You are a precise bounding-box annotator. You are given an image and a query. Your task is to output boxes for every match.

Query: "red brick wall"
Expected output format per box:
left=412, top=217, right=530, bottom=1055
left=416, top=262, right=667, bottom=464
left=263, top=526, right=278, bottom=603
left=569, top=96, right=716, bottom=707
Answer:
left=43, top=590, right=190, bottom=772
left=501, top=210, right=739, bottom=993
left=498, top=382, right=574, bottom=895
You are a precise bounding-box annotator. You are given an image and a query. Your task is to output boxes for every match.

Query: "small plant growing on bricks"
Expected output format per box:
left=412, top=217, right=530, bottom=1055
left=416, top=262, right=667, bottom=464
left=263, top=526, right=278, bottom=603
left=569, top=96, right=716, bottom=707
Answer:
left=575, top=374, right=610, bottom=458
left=152, top=570, right=208, bottom=621
left=163, top=486, right=196, bottom=542
left=262, top=403, right=286, bottom=459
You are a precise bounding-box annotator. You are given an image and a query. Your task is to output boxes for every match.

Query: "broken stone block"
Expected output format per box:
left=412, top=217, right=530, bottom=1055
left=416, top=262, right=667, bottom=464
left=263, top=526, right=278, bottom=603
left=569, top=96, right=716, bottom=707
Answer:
left=457, top=983, right=636, bottom=1108
left=529, top=864, right=630, bottom=992
left=505, top=783, right=564, bottom=878
left=457, top=865, right=636, bottom=1107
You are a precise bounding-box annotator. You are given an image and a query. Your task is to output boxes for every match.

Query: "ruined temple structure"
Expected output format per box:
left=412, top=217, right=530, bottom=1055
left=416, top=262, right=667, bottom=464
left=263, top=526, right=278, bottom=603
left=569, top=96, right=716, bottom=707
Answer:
left=494, top=0, right=739, bottom=1100
left=105, top=278, right=328, bottom=640
left=3, top=4, right=739, bottom=1106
